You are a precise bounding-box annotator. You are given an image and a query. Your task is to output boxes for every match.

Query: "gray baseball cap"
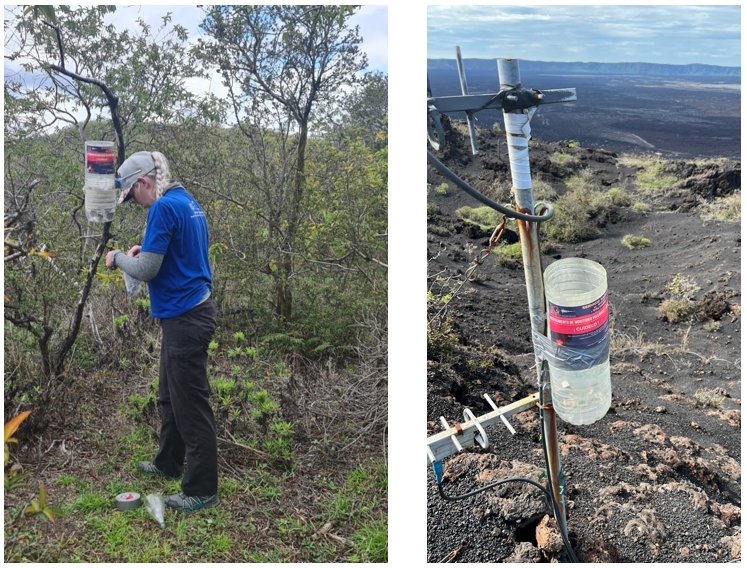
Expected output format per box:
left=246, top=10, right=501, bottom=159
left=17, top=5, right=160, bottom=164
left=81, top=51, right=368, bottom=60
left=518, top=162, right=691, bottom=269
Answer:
left=116, top=151, right=155, bottom=203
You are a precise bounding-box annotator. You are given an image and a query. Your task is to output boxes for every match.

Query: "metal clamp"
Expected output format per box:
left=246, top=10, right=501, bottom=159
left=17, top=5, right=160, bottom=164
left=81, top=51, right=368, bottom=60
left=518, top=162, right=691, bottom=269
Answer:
left=427, top=77, right=446, bottom=151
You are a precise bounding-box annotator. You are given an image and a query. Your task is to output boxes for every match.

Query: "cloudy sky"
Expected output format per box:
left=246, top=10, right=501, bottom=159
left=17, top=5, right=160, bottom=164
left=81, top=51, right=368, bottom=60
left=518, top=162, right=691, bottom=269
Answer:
left=427, top=4, right=740, bottom=67
left=4, top=5, right=388, bottom=102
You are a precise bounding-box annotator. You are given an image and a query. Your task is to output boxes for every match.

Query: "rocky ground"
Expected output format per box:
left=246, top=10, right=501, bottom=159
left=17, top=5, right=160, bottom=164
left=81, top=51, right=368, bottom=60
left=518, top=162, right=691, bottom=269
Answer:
left=426, top=119, right=741, bottom=563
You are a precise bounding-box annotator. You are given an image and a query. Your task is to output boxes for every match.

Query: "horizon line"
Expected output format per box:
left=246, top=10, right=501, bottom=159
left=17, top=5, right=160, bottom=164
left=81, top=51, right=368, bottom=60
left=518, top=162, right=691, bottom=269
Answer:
left=427, top=58, right=741, bottom=69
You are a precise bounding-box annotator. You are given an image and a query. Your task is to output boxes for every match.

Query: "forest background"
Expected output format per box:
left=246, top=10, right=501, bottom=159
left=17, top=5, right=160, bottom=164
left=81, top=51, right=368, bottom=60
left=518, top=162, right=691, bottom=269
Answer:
left=4, top=5, right=389, bottom=562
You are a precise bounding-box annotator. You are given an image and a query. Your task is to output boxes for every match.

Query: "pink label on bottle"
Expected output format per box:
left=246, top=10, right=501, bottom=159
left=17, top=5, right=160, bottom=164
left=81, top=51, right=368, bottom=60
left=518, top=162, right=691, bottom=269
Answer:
left=548, top=291, right=608, bottom=348
left=86, top=147, right=115, bottom=174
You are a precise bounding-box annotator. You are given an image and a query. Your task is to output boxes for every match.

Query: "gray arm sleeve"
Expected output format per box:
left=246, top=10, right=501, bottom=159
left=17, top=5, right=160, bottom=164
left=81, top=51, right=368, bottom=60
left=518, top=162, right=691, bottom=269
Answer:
left=112, top=251, right=164, bottom=282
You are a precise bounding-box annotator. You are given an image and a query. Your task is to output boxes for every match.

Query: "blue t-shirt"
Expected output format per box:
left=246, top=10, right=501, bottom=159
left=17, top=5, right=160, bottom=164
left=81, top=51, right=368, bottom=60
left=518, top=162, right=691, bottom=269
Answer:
left=141, top=186, right=212, bottom=319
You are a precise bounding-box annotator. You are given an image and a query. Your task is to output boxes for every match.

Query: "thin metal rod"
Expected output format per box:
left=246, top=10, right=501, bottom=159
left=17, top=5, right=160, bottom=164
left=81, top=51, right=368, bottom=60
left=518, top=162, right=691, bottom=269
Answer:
left=455, top=46, right=479, bottom=155
left=542, top=400, right=564, bottom=517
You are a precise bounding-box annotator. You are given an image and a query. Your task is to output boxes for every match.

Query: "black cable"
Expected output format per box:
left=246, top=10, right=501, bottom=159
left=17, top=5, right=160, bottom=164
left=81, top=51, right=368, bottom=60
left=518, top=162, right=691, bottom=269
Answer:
left=433, top=364, right=580, bottom=562
left=437, top=475, right=553, bottom=503
left=427, top=151, right=555, bottom=223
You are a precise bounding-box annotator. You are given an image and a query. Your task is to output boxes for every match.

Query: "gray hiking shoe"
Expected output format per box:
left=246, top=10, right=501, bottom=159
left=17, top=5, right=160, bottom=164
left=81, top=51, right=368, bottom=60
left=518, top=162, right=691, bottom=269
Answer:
left=164, top=492, right=219, bottom=512
left=137, top=461, right=181, bottom=480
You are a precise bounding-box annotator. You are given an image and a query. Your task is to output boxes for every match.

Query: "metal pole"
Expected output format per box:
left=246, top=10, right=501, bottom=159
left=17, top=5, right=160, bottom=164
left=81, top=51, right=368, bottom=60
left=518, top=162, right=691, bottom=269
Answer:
left=497, top=58, right=566, bottom=523
left=455, top=46, right=479, bottom=155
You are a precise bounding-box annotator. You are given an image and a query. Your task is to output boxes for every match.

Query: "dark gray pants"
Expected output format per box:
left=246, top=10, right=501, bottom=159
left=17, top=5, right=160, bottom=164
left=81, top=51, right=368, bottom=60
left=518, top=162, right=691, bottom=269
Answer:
left=154, top=297, right=218, bottom=496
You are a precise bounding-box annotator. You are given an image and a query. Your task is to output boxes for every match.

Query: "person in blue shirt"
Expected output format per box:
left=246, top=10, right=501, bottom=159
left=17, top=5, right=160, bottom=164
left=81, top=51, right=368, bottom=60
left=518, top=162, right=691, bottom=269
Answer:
left=106, top=151, right=219, bottom=512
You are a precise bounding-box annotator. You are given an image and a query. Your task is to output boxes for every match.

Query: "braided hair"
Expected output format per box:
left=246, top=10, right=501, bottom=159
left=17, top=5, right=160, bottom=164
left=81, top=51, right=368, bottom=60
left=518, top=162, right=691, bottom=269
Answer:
left=147, top=151, right=172, bottom=200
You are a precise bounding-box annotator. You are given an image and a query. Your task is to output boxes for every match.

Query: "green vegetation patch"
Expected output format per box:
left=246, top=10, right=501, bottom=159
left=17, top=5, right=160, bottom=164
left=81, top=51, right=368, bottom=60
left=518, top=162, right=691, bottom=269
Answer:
left=621, top=234, right=651, bottom=250
left=455, top=206, right=503, bottom=231
left=693, top=388, right=726, bottom=408
left=542, top=181, right=613, bottom=243
left=607, top=188, right=632, bottom=207
left=658, top=273, right=701, bottom=323
left=700, top=192, right=741, bottom=223
left=549, top=152, right=579, bottom=167
left=495, top=242, right=522, bottom=259
left=433, top=183, right=448, bottom=195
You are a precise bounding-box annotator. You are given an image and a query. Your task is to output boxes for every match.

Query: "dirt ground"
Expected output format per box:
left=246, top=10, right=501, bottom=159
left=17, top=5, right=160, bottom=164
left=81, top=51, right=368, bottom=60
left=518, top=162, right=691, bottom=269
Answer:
left=426, top=121, right=741, bottom=563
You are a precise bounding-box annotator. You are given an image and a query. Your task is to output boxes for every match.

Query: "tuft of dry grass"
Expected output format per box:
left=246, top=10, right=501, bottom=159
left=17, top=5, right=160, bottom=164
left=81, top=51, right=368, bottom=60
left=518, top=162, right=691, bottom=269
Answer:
left=700, top=192, right=741, bottom=223
left=611, top=327, right=671, bottom=360
left=693, top=388, right=726, bottom=409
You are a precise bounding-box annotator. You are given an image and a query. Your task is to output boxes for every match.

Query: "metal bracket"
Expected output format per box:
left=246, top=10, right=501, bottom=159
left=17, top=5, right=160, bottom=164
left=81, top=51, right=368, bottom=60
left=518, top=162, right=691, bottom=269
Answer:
left=427, top=47, right=577, bottom=153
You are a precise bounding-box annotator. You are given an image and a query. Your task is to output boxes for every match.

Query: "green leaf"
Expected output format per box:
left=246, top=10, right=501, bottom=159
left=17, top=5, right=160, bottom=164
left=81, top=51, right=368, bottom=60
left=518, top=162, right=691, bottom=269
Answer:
left=38, top=482, right=48, bottom=508
left=38, top=5, right=57, bottom=23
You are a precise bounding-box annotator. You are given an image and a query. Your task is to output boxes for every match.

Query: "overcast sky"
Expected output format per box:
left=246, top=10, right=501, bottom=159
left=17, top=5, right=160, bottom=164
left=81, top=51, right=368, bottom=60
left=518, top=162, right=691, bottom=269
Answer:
left=427, top=4, right=740, bottom=67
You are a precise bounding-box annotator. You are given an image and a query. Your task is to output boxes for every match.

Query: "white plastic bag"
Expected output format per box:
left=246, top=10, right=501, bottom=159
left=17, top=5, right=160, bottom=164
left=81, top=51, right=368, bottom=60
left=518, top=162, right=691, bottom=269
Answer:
left=123, top=271, right=142, bottom=295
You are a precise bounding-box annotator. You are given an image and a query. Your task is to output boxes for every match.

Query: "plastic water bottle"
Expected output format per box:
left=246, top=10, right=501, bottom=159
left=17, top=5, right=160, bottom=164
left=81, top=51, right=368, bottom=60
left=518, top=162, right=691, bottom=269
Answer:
left=543, top=258, right=611, bottom=425
left=84, top=141, right=117, bottom=223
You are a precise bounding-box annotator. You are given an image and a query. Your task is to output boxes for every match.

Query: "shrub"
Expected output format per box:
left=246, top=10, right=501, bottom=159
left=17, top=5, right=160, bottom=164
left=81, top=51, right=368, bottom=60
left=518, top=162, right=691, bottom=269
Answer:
left=426, top=202, right=441, bottom=221
left=658, top=273, right=701, bottom=323
left=607, top=188, right=632, bottom=207
left=565, top=167, right=597, bottom=193
left=549, top=152, right=578, bottom=167
left=621, top=234, right=651, bottom=250
left=531, top=178, right=558, bottom=201
left=658, top=299, right=700, bottom=323
left=666, top=273, right=700, bottom=300
left=434, top=183, right=448, bottom=195
left=700, top=192, right=741, bottom=223
left=542, top=184, right=606, bottom=243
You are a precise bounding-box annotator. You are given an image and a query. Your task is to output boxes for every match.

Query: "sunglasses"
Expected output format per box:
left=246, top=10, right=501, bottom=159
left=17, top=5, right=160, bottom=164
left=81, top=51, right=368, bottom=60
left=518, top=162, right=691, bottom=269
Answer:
left=115, top=167, right=154, bottom=189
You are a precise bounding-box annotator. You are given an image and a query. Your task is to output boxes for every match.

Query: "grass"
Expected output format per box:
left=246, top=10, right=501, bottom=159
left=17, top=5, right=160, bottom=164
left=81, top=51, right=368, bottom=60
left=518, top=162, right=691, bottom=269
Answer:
left=565, top=167, right=597, bottom=193
left=7, top=458, right=387, bottom=563
left=549, top=152, right=579, bottom=168
left=657, top=274, right=701, bottom=323
left=638, top=161, right=678, bottom=192
left=700, top=192, right=740, bottom=223
left=425, top=203, right=441, bottom=221
left=349, top=518, right=388, bottom=562
left=611, top=327, right=671, bottom=360
left=6, top=359, right=387, bottom=564
left=455, top=205, right=503, bottom=230
left=493, top=242, right=523, bottom=266
left=621, top=234, right=651, bottom=250
left=693, top=388, right=726, bottom=408
left=618, top=154, right=679, bottom=194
